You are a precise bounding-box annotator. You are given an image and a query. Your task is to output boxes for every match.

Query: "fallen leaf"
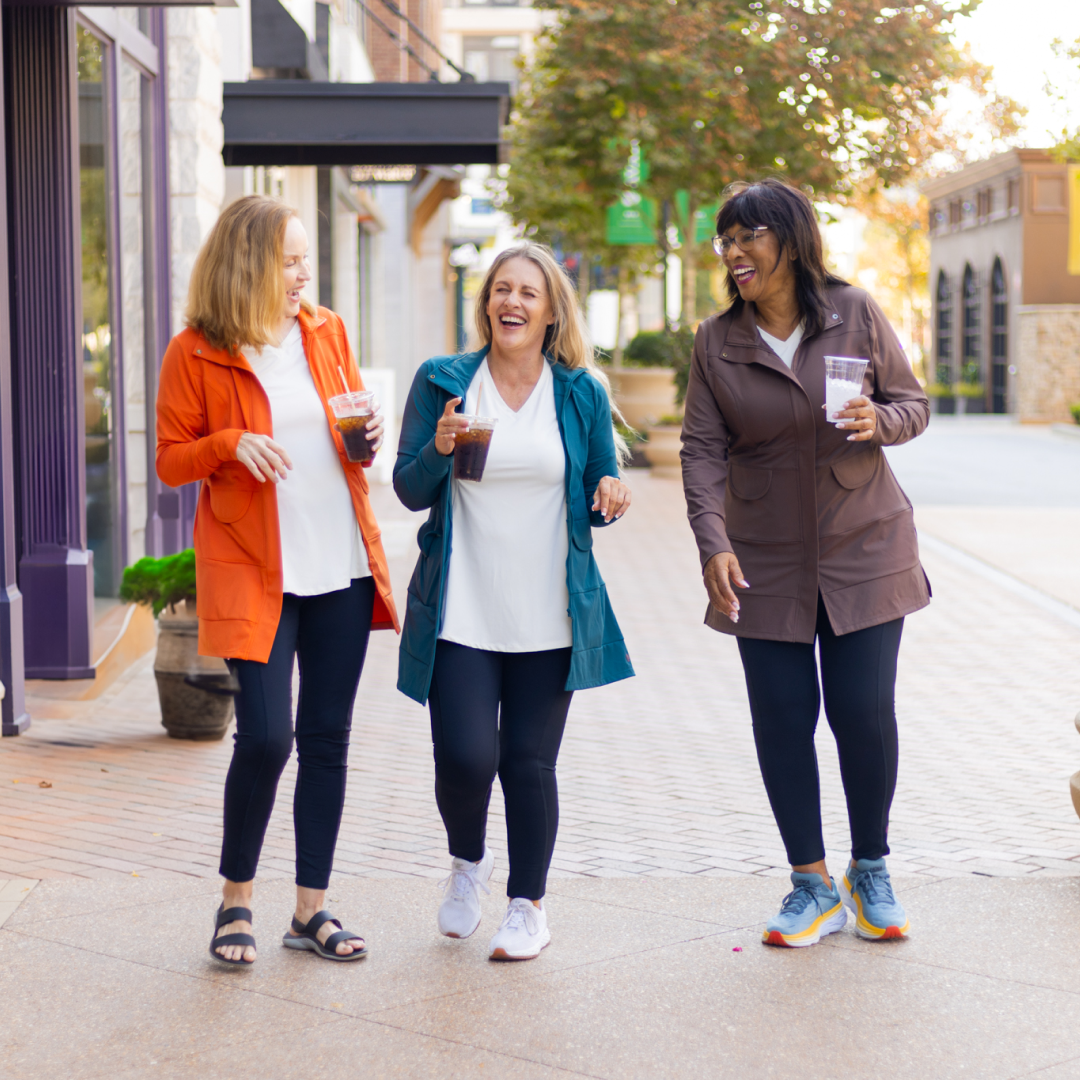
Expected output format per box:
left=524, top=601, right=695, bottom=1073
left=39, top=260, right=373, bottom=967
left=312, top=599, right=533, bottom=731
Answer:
left=152, top=833, right=161, bottom=837
left=101, top=768, right=108, bottom=773
left=132, top=872, right=140, bottom=877
left=331, top=1002, right=343, bottom=1008
left=38, top=781, right=52, bottom=789
left=732, top=946, right=742, bottom=952
left=11, top=779, right=17, bottom=784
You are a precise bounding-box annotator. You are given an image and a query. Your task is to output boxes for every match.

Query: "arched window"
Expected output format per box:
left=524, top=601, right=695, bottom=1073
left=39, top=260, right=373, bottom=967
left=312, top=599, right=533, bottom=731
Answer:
left=935, top=271, right=952, bottom=387
left=962, top=264, right=981, bottom=389
left=990, top=259, right=1007, bottom=413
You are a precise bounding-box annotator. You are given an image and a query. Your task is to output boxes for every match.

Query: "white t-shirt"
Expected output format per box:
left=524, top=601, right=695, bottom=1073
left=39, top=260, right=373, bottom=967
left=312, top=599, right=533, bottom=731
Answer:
left=439, top=357, right=573, bottom=652
left=758, top=323, right=805, bottom=368
left=242, top=321, right=370, bottom=596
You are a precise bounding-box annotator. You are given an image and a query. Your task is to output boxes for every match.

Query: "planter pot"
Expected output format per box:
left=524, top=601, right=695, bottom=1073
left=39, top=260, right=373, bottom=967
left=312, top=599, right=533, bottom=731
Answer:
left=930, top=396, right=956, bottom=415
left=643, top=425, right=682, bottom=479
left=154, top=600, right=234, bottom=740
left=961, top=397, right=986, bottom=415
left=609, top=367, right=677, bottom=431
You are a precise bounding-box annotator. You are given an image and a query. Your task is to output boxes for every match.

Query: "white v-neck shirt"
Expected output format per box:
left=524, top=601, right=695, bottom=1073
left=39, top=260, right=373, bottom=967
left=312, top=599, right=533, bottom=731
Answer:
left=242, top=321, right=369, bottom=596
left=758, top=323, right=805, bottom=368
left=439, top=357, right=573, bottom=652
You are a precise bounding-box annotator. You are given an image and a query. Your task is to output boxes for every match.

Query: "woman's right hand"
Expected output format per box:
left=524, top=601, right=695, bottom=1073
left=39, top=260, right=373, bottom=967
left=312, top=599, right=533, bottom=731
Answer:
left=435, top=397, right=471, bottom=456
left=236, top=432, right=293, bottom=483
left=703, top=552, right=750, bottom=624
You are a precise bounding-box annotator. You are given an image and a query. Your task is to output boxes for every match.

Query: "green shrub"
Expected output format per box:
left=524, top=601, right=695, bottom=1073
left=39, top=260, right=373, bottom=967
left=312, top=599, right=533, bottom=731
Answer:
left=623, top=327, right=695, bottom=406
left=953, top=382, right=985, bottom=399
left=1070, top=402, right=1080, bottom=425
left=119, top=549, right=196, bottom=617
left=925, top=383, right=955, bottom=398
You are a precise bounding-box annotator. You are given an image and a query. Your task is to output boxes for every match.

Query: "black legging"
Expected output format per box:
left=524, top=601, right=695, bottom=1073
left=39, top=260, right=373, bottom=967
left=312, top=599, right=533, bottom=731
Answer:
left=428, top=641, right=573, bottom=901
left=219, top=577, right=374, bottom=889
left=737, top=594, right=904, bottom=867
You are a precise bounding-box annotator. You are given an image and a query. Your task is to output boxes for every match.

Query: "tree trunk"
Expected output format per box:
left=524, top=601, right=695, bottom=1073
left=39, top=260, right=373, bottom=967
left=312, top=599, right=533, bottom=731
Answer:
left=681, top=241, right=697, bottom=328
left=613, top=264, right=630, bottom=368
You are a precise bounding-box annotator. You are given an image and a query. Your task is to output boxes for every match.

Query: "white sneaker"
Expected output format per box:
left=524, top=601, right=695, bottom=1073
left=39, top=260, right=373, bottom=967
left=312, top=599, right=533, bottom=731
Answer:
left=488, top=897, right=551, bottom=960
left=437, top=849, right=493, bottom=939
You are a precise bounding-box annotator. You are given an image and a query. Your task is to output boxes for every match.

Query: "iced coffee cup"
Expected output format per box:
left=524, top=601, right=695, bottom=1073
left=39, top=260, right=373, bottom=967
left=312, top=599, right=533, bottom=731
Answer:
left=452, top=416, right=497, bottom=482
left=824, top=357, right=869, bottom=427
left=329, top=390, right=376, bottom=463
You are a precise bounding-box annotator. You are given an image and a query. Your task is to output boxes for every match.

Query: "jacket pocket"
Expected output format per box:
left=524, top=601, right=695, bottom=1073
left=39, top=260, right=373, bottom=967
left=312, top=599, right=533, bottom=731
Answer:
left=729, top=463, right=771, bottom=501
left=571, top=518, right=593, bottom=551
left=196, top=557, right=264, bottom=622
left=206, top=463, right=256, bottom=523
left=726, top=466, right=800, bottom=543
left=831, top=450, right=879, bottom=490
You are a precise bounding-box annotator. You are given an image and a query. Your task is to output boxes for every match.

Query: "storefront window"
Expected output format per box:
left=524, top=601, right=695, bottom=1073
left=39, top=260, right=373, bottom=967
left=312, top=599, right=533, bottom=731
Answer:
left=120, top=57, right=150, bottom=564
left=78, top=26, right=122, bottom=597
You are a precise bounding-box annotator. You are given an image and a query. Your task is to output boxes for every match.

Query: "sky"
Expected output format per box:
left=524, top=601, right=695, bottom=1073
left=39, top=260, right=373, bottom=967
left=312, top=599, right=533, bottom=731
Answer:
left=947, top=0, right=1080, bottom=149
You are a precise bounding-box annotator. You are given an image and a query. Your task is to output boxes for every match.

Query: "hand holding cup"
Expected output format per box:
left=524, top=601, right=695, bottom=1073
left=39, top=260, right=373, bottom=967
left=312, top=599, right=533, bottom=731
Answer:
left=435, top=397, right=471, bottom=456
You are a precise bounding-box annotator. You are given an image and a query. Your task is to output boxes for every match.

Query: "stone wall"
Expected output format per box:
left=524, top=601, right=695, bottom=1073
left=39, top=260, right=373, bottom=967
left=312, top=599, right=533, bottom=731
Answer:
left=167, top=9, right=225, bottom=333
left=1017, top=306, right=1080, bottom=422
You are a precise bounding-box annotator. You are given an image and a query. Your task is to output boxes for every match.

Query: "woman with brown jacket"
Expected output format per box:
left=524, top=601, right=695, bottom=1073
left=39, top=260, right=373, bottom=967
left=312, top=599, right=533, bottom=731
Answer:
left=681, top=179, right=930, bottom=948
left=157, top=195, right=398, bottom=966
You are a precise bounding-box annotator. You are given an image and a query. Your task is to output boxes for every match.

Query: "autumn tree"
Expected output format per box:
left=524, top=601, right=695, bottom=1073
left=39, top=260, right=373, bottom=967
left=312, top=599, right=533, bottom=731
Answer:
left=507, top=0, right=1009, bottom=321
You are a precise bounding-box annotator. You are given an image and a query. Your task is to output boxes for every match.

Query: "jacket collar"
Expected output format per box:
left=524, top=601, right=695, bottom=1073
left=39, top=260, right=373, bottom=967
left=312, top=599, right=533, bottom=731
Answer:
left=429, top=346, right=587, bottom=401
left=192, top=307, right=327, bottom=370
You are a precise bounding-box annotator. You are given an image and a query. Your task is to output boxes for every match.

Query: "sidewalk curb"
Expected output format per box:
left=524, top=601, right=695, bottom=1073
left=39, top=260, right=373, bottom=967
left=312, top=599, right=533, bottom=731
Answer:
left=0, top=877, right=39, bottom=927
left=919, top=532, right=1080, bottom=631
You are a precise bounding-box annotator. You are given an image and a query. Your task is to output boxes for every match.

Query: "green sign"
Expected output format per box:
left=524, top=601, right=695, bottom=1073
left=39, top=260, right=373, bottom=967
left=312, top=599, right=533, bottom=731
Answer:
left=606, top=191, right=659, bottom=245
left=604, top=141, right=719, bottom=246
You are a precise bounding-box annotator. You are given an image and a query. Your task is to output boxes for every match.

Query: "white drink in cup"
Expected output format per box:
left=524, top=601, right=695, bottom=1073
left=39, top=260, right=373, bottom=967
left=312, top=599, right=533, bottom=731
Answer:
left=824, top=356, right=869, bottom=427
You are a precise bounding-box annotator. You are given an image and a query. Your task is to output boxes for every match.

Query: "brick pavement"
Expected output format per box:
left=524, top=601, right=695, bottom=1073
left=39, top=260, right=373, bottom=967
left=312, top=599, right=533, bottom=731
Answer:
left=2, top=470, right=1079, bottom=887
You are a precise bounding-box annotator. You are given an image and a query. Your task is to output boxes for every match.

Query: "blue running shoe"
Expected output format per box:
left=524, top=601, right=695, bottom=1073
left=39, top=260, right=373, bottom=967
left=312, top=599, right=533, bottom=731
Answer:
left=840, top=858, right=910, bottom=940
left=762, top=872, right=847, bottom=948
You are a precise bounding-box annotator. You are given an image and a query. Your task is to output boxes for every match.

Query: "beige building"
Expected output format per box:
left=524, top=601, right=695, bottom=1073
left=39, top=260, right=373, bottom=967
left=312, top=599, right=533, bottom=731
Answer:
left=924, top=149, right=1080, bottom=422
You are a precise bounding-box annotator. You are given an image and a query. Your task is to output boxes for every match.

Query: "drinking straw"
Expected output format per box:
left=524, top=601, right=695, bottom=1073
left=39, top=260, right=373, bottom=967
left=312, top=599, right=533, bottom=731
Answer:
left=337, top=365, right=350, bottom=395
left=476, top=378, right=484, bottom=416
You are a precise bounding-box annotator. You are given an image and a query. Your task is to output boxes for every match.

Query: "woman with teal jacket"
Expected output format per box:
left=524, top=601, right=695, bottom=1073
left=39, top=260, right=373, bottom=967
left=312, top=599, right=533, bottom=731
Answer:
left=394, top=242, right=634, bottom=961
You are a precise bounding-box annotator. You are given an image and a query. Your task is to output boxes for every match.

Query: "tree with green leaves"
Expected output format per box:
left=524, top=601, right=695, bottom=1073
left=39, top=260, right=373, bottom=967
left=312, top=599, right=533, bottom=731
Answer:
left=507, top=0, right=1016, bottom=321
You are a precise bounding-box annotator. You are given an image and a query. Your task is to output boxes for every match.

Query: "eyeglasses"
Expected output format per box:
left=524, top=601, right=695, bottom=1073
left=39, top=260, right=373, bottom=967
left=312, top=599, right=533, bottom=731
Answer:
left=712, top=227, right=769, bottom=256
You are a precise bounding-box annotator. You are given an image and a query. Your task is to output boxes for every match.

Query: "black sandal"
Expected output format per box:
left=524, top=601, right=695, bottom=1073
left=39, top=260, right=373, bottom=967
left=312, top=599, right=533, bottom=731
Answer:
left=283, top=910, right=367, bottom=961
left=209, top=904, right=256, bottom=966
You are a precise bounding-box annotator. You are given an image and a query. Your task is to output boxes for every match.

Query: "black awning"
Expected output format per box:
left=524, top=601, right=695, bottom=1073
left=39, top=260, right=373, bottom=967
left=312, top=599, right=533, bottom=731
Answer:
left=221, top=80, right=510, bottom=167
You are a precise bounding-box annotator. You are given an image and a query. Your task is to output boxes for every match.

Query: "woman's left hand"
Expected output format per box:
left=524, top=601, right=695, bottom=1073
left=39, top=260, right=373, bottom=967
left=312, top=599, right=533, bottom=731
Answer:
left=365, top=402, right=385, bottom=453
left=592, top=476, right=631, bottom=522
left=830, top=395, right=877, bottom=442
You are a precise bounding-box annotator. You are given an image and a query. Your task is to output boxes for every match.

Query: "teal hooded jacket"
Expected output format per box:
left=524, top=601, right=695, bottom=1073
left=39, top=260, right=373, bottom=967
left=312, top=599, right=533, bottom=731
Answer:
left=393, top=347, right=635, bottom=705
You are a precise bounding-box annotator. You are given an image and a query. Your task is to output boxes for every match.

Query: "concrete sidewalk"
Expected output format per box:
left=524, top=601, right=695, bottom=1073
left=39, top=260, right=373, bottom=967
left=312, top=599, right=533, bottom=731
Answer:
left=4, top=872, right=1080, bottom=1078
left=1, top=419, right=1080, bottom=1077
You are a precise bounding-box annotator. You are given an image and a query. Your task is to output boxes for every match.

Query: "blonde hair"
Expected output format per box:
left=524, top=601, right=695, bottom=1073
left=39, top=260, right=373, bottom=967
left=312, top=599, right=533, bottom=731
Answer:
left=475, top=243, right=628, bottom=465
left=184, top=195, right=315, bottom=353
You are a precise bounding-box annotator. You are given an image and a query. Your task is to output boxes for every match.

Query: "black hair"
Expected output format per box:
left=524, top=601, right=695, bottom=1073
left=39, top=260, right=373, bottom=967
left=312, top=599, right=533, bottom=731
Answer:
left=714, top=178, right=848, bottom=337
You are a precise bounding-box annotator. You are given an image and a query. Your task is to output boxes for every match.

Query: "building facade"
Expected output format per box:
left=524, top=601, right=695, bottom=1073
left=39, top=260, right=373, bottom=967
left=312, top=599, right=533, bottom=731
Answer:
left=925, top=148, right=1080, bottom=420
left=0, top=0, right=506, bottom=735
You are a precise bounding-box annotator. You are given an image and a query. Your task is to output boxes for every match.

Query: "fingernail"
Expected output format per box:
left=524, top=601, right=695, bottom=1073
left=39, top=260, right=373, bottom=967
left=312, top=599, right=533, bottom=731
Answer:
left=730, top=613, right=739, bottom=624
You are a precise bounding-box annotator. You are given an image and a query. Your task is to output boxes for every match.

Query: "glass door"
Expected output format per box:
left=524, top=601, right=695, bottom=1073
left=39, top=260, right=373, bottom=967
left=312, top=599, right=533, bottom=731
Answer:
left=78, top=25, right=123, bottom=598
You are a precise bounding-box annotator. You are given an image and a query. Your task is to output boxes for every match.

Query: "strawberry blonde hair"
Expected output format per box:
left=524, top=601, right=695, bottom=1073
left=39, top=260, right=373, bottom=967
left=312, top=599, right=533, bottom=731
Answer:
left=475, top=242, right=628, bottom=464
left=184, top=194, right=314, bottom=353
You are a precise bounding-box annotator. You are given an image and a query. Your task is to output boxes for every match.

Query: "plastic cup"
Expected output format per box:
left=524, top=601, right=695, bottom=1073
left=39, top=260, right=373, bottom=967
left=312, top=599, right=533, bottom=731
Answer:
left=329, top=390, right=376, bottom=463
left=452, top=416, right=497, bottom=482
left=824, top=357, right=869, bottom=427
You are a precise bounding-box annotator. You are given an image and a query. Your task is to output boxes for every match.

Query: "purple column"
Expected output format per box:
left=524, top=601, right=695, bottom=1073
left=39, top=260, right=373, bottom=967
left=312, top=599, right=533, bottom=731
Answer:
left=0, top=14, right=29, bottom=733
left=4, top=8, right=94, bottom=680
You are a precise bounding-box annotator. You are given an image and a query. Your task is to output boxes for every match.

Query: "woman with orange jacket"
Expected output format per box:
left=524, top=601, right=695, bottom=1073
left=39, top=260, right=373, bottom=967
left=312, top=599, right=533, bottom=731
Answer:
left=157, top=195, right=398, bottom=967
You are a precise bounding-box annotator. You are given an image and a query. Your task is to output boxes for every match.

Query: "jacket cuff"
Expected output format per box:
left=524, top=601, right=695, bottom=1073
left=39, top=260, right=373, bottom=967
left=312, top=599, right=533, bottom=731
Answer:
left=693, top=514, right=733, bottom=570
left=197, top=428, right=245, bottom=472
left=417, top=436, right=453, bottom=480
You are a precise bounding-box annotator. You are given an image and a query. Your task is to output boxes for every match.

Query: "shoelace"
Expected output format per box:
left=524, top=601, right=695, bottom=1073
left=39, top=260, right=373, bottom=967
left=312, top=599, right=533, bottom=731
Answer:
left=499, top=899, right=539, bottom=935
left=438, top=865, right=491, bottom=904
left=854, top=866, right=895, bottom=907
left=777, top=883, right=822, bottom=917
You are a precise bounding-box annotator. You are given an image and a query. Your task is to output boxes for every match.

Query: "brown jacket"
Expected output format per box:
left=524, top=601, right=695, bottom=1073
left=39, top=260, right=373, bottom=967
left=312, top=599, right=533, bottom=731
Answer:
left=680, top=284, right=930, bottom=642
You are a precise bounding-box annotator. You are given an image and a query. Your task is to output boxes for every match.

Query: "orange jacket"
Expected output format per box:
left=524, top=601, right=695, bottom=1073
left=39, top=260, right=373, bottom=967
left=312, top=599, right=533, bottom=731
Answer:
left=156, top=307, right=399, bottom=662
